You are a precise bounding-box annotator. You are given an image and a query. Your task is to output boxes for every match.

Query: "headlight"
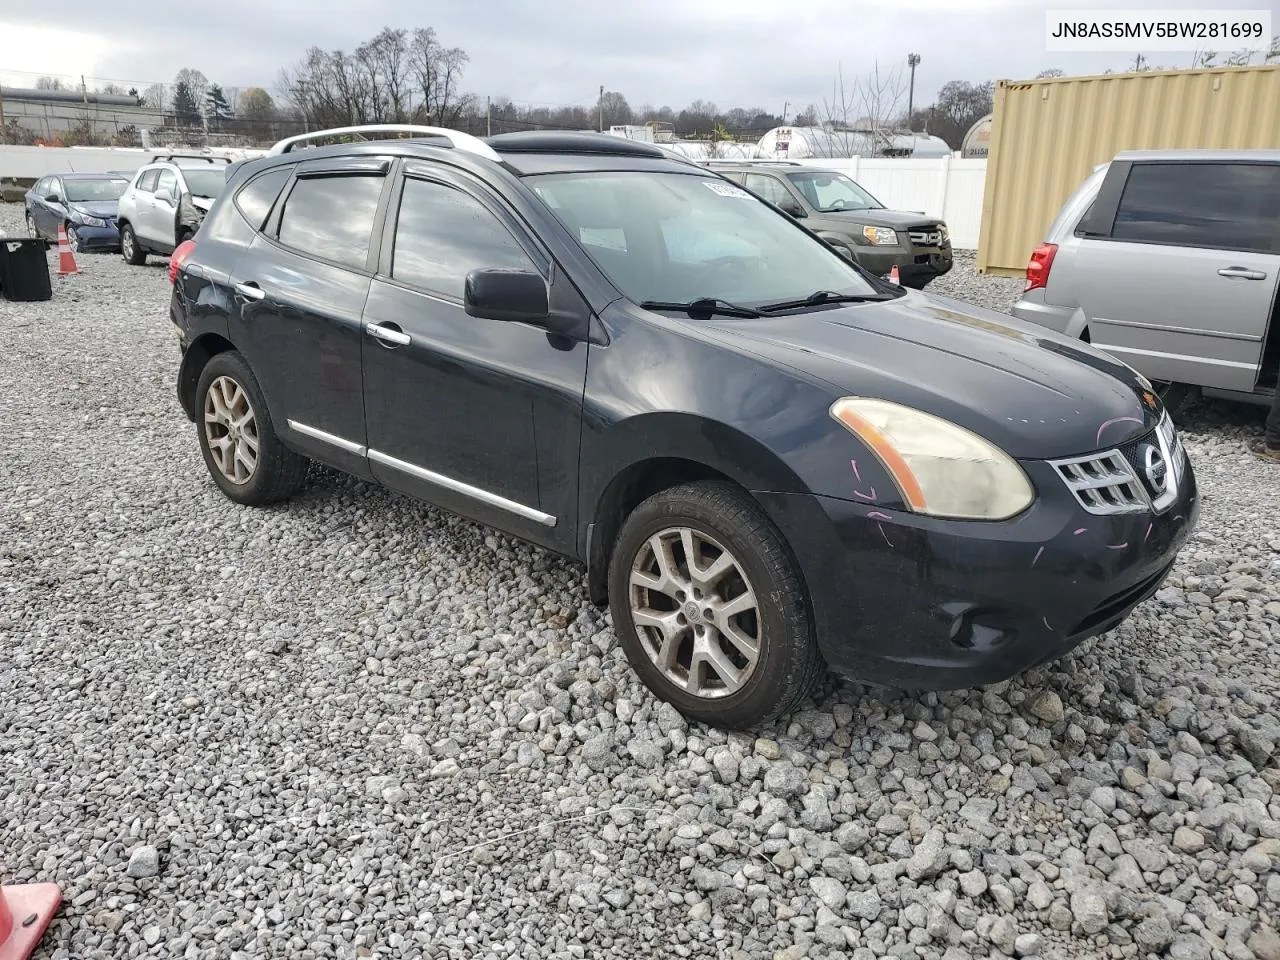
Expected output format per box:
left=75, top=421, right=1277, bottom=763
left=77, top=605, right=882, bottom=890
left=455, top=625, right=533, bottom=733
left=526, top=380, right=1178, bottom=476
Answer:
left=830, top=397, right=1034, bottom=520
left=73, top=213, right=107, bottom=228
left=939, top=224, right=950, bottom=243
left=861, top=226, right=898, bottom=246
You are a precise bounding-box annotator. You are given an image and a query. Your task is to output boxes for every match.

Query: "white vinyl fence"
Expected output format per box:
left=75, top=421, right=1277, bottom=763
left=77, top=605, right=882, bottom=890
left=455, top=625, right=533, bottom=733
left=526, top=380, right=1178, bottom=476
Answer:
left=0, top=146, right=991, bottom=250
left=794, top=157, right=988, bottom=250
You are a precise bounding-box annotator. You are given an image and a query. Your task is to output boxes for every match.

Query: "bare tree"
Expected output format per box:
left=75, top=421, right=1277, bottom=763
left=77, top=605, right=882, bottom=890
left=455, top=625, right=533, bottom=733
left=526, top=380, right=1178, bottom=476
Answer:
left=142, top=83, right=167, bottom=111
left=34, top=76, right=65, bottom=91
left=408, top=27, right=473, bottom=125
left=1036, top=68, right=1066, bottom=79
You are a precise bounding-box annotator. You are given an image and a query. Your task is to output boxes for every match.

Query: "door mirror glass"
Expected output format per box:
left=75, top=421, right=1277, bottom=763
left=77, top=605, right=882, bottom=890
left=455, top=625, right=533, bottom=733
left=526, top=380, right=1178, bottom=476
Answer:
left=781, top=199, right=806, bottom=218
left=464, top=269, right=549, bottom=324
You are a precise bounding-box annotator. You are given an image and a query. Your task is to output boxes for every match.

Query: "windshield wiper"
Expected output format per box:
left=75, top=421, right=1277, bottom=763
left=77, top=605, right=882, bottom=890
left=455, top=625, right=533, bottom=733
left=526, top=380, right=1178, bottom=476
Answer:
left=757, top=290, right=890, bottom=313
left=639, top=298, right=761, bottom=319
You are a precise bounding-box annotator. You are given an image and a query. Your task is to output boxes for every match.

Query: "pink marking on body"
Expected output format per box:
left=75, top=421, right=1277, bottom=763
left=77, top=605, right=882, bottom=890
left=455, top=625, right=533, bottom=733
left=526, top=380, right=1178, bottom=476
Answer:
left=877, top=523, right=893, bottom=548
left=850, top=459, right=862, bottom=482
left=1031, top=546, right=1044, bottom=568
left=1096, top=416, right=1144, bottom=446
left=867, top=511, right=892, bottom=521
left=1173, top=515, right=1184, bottom=523
left=1073, top=528, right=1086, bottom=535
left=1042, top=617, right=1052, bottom=631
left=1144, top=522, right=1153, bottom=542
left=852, top=487, right=877, bottom=501
left=1107, top=543, right=1128, bottom=550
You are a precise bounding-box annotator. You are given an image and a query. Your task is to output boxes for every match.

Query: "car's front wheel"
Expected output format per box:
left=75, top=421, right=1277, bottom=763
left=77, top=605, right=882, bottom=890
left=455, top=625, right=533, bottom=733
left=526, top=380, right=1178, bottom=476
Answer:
left=608, top=481, right=825, bottom=729
left=65, top=224, right=80, bottom=253
left=195, top=351, right=309, bottom=505
left=25, top=212, right=38, bottom=238
left=120, top=224, right=146, bottom=265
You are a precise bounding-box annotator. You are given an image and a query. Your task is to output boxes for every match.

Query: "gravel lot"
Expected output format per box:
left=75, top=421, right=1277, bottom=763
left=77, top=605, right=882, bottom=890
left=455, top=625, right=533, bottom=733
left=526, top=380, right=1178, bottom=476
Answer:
left=3, top=208, right=1279, bottom=960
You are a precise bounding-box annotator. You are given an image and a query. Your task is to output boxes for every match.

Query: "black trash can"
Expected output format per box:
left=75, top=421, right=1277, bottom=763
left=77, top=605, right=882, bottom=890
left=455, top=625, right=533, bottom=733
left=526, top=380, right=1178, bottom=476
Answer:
left=0, top=237, right=53, bottom=302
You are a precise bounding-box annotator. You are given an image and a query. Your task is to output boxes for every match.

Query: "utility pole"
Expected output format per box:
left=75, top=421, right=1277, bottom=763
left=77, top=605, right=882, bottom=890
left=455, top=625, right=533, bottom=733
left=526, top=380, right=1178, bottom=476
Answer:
left=782, top=100, right=789, bottom=124
left=486, top=95, right=491, bottom=137
left=0, top=83, right=6, bottom=139
left=906, top=54, right=921, bottom=130
left=598, top=85, right=604, bottom=132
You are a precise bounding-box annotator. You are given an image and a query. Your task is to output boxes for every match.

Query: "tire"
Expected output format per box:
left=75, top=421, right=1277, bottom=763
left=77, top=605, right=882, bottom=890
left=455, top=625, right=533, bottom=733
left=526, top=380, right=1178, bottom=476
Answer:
left=608, top=481, right=825, bottom=729
left=194, top=351, right=309, bottom=505
left=26, top=212, right=38, bottom=238
left=120, top=224, right=146, bottom=265
left=1154, top=381, right=1198, bottom=416
left=65, top=224, right=80, bottom=253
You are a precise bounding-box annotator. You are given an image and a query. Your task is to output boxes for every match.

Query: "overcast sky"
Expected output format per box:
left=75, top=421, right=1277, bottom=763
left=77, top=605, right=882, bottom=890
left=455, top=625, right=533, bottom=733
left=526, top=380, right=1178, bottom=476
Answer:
left=2, top=0, right=1277, bottom=114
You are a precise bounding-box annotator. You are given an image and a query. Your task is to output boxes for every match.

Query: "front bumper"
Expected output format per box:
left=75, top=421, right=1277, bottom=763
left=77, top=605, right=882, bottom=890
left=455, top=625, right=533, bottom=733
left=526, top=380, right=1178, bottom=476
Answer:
left=70, top=222, right=121, bottom=251
left=854, top=245, right=953, bottom=287
left=756, top=449, right=1198, bottom=691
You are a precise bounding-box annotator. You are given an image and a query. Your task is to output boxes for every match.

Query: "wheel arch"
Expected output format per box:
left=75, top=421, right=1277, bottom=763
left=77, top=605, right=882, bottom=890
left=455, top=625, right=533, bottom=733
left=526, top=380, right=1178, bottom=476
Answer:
left=581, top=414, right=810, bottom=606
left=177, top=333, right=237, bottom=422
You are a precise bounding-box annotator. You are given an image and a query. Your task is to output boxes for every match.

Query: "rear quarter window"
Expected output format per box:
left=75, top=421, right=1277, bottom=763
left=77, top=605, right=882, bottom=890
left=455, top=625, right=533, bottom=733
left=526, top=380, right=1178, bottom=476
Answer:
left=234, top=167, right=293, bottom=231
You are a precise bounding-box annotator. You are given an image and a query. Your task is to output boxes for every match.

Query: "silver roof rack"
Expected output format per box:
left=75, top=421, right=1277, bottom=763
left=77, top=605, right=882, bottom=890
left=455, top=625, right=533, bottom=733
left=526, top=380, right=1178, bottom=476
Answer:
left=267, top=124, right=501, bottom=162
left=698, top=159, right=802, bottom=166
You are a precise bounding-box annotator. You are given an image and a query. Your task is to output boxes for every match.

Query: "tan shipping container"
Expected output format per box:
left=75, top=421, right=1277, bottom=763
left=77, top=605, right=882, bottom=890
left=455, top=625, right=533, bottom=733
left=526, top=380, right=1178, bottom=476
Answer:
left=977, top=65, right=1280, bottom=277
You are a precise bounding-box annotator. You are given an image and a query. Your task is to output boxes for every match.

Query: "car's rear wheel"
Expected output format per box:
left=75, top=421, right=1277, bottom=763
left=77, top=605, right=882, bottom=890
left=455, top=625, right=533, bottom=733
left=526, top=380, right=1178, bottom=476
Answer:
left=120, top=224, right=146, bottom=265
left=65, top=224, right=80, bottom=253
left=195, top=351, right=308, bottom=505
left=25, top=212, right=37, bottom=238
left=608, top=481, right=825, bottom=729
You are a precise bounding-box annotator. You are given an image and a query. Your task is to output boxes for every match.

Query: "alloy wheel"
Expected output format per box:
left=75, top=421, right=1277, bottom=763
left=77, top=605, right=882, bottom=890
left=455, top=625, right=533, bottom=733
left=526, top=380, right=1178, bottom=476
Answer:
left=66, top=225, right=80, bottom=253
left=26, top=213, right=37, bottom=238
left=203, top=375, right=260, bottom=485
left=628, top=526, right=761, bottom=699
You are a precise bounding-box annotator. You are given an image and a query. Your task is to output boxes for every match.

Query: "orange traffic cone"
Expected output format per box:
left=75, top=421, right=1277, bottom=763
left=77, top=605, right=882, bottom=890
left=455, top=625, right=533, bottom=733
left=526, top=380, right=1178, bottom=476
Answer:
left=888, top=264, right=900, bottom=285
left=0, top=881, right=61, bottom=960
left=55, top=224, right=78, bottom=276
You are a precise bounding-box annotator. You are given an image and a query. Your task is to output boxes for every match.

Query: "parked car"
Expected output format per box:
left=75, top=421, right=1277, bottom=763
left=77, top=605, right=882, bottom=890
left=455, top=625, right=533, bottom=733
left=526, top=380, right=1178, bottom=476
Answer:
left=168, top=125, right=1197, bottom=728
left=701, top=160, right=953, bottom=289
left=1012, top=149, right=1280, bottom=413
left=24, top=172, right=130, bottom=252
left=116, top=156, right=230, bottom=265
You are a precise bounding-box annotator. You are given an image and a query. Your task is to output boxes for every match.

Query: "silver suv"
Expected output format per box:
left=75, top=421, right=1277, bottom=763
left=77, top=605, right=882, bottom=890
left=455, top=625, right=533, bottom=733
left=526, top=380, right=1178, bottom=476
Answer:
left=116, top=154, right=231, bottom=265
left=1011, top=149, right=1280, bottom=412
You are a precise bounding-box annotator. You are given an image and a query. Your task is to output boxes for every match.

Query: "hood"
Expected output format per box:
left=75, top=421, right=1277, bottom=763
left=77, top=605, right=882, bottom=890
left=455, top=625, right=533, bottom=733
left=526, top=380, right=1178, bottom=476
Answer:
left=818, top=208, right=940, bottom=230
left=70, top=200, right=119, bottom=218
left=191, top=196, right=215, bottom=213
left=693, top=290, right=1160, bottom=459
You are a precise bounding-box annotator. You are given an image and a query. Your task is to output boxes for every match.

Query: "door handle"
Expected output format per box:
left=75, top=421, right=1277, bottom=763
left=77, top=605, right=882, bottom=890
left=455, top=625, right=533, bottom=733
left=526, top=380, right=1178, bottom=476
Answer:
left=1217, top=266, right=1267, bottom=280
left=233, top=281, right=266, bottom=301
left=366, top=321, right=411, bottom=347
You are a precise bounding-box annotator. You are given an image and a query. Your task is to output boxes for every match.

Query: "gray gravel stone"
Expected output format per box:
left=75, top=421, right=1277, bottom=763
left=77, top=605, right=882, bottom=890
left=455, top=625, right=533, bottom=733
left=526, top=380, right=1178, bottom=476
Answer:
left=763, top=762, right=808, bottom=798
left=847, top=889, right=883, bottom=921
left=1070, top=887, right=1109, bottom=935
left=125, top=845, right=159, bottom=879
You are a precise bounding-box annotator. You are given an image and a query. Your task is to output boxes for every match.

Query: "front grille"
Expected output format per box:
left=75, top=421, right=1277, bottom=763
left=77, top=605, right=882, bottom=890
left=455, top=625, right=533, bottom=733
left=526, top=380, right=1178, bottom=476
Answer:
left=1050, top=449, right=1148, bottom=514
left=908, top=228, right=944, bottom=246
left=1050, top=412, right=1185, bottom=516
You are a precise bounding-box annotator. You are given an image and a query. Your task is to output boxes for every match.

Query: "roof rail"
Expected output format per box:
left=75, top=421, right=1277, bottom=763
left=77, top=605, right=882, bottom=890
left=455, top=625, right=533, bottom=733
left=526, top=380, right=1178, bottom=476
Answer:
left=148, top=153, right=230, bottom=164
left=267, top=124, right=501, bottom=162
left=699, top=159, right=801, bottom=167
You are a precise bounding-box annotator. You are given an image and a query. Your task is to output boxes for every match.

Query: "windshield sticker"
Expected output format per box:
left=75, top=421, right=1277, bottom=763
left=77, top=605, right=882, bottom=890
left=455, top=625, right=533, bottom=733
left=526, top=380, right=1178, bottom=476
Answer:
left=703, top=181, right=753, bottom=199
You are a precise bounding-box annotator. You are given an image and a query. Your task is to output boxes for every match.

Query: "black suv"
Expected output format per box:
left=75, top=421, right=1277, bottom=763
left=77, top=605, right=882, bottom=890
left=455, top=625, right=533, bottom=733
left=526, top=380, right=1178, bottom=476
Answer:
left=704, top=161, right=953, bottom=289
left=169, top=126, right=1197, bottom=729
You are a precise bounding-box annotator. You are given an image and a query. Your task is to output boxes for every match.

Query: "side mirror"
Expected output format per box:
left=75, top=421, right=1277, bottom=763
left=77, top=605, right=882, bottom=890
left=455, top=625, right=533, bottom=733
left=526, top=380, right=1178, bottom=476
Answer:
left=464, top=269, right=549, bottom=324
left=780, top=200, right=806, bottom=218
left=44, top=193, right=61, bottom=204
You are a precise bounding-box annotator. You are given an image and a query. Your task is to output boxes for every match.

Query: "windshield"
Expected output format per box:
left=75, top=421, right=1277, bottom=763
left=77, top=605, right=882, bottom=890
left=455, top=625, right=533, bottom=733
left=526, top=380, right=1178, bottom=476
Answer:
left=63, top=178, right=128, bottom=203
left=526, top=171, right=878, bottom=306
left=786, top=171, right=882, bottom=213
left=180, top=168, right=227, bottom=199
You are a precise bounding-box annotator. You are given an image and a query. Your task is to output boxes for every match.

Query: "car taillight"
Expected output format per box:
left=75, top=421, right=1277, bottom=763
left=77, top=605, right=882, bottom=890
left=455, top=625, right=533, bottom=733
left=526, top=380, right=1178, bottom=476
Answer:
left=169, top=239, right=197, bottom=286
left=1024, top=242, right=1057, bottom=292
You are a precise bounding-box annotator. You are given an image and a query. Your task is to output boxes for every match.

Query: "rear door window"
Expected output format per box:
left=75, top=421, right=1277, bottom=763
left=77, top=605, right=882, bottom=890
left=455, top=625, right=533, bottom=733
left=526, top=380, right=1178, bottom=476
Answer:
left=137, top=169, right=159, bottom=193
left=1112, top=162, right=1280, bottom=253
left=276, top=174, right=384, bottom=270
left=155, top=170, right=178, bottom=198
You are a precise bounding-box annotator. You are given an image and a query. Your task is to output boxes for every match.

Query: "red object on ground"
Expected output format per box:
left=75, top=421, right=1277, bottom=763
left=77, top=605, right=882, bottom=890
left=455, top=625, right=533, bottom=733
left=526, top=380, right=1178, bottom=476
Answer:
left=888, top=264, right=900, bottom=285
left=0, top=882, right=62, bottom=960
left=55, top=224, right=78, bottom=276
